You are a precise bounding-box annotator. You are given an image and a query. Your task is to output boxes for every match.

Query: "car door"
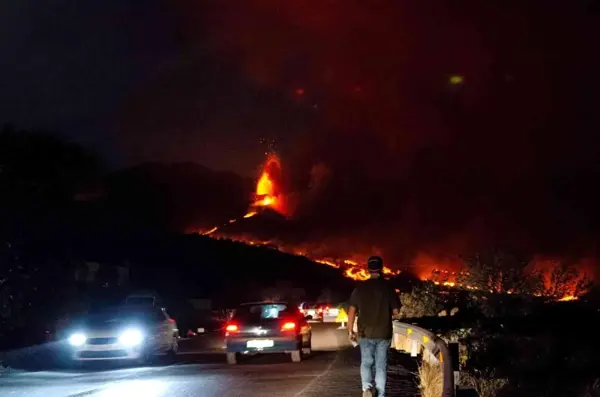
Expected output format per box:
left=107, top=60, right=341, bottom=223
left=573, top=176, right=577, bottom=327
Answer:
left=147, top=309, right=169, bottom=351
left=158, top=310, right=174, bottom=349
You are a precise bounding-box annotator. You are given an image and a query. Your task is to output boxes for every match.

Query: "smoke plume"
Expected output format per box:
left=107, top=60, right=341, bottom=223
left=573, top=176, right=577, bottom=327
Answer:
left=170, top=1, right=600, bottom=276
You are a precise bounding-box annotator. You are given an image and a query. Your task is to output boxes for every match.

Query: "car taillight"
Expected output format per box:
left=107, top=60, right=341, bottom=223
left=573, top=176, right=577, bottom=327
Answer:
left=168, top=318, right=175, bottom=323
left=281, top=322, right=296, bottom=331
left=225, top=324, right=239, bottom=333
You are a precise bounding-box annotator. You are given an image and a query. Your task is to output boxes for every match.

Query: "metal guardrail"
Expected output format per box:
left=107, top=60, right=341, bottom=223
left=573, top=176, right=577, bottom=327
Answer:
left=392, top=320, right=455, bottom=397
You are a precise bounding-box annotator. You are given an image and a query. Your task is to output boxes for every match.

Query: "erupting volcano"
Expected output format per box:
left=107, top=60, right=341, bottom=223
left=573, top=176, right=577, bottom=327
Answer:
left=193, top=153, right=400, bottom=281
left=188, top=153, right=594, bottom=300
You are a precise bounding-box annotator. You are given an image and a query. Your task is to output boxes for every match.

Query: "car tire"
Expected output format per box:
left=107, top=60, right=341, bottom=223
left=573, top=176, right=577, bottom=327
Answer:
left=226, top=352, right=238, bottom=365
left=136, top=349, right=152, bottom=366
left=165, top=338, right=178, bottom=362
left=291, top=349, right=302, bottom=362
left=137, top=354, right=149, bottom=366
left=302, top=334, right=312, bottom=356
left=169, top=338, right=179, bottom=354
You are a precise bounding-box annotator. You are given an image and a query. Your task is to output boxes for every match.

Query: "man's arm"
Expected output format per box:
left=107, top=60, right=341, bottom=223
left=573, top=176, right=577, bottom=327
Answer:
left=348, top=287, right=359, bottom=338
left=348, top=305, right=357, bottom=332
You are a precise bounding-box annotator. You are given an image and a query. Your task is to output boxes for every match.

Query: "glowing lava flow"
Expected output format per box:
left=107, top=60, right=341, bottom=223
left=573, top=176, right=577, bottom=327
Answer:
left=193, top=153, right=401, bottom=281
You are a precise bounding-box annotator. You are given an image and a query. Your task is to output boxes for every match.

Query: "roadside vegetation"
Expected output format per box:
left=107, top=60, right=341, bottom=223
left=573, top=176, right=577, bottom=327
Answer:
left=401, top=253, right=598, bottom=397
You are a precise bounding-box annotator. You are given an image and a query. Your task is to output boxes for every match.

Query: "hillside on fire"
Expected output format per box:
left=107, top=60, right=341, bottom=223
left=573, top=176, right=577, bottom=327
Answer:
left=76, top=153, right=598, bottom=297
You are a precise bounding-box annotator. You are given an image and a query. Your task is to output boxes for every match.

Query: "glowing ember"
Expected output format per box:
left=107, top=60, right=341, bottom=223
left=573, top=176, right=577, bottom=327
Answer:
left=315, top=259, right=341, bottom=269
left=558, top=295, right=578, bottom=302
left=202, top=226, right=218, bottom=236
left=345, top=267, right=370, bottom=281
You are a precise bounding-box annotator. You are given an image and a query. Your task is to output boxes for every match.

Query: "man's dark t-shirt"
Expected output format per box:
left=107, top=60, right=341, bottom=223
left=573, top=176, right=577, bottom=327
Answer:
left=349, top=278, right=400, bottom=339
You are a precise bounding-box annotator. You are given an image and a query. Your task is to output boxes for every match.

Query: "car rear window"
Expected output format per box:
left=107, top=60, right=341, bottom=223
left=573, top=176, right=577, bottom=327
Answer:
left=234, top=303, right=295, bottom=320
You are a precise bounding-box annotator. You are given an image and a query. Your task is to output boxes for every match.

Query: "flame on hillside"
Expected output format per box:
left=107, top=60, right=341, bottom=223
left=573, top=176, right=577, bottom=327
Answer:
left=191, top=155, right=591, bottom=295
left=416, top=255, right=592, bottom=301
left=191, top=154, right=401, bottom=280
left=250, top=154, right=287, bottom=215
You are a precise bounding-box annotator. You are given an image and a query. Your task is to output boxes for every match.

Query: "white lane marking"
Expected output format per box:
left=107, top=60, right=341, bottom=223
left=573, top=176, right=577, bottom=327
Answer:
left=292, top=353, right=339, bottom=397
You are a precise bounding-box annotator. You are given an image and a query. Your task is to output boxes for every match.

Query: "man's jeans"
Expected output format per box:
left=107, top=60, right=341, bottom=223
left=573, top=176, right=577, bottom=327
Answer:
left=359, top=338, right=391, bottom=397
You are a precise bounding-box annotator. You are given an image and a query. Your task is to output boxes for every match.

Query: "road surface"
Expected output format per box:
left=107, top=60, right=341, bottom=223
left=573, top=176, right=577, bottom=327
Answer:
left=0, top=324, right=419, bottom=397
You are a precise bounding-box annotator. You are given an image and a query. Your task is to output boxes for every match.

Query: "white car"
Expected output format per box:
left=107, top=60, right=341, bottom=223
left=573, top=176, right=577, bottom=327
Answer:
left=322, top=307, right=339, bottom=323
left=66, top=307, right=178, bottom=362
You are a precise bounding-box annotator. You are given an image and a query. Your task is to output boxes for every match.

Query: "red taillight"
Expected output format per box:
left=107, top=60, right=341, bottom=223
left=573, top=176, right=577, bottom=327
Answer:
left=225, top=324, right=239, bottom=333
left=281, top=322, right=296, bottom=331
left=317, top=308, right=323, bottom=313
left=168, top=318, right=175, bottom=323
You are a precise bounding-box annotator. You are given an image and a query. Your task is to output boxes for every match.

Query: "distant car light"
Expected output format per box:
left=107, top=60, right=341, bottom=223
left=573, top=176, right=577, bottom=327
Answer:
left=225, top=324, right=239, bottom=333
left=68, top=333, right=87, bottom=347
left=119, top=328, right=144, bottom=346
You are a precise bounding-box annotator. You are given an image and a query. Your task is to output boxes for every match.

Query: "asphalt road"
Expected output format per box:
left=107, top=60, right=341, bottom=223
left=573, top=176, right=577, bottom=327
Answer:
left=0, top=324, right=419, bottom=397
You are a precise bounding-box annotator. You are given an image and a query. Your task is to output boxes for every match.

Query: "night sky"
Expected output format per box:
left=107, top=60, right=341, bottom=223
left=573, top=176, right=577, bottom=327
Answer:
left=1, top=1, right=597, bottom=174
left=0, top=0, right=281, bottom=173
left=2, top=1, right=600, bottom=268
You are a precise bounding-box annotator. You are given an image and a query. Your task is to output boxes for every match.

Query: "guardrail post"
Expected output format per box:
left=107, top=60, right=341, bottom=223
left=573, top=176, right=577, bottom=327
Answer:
left=448, top=342, right=460, bottom=387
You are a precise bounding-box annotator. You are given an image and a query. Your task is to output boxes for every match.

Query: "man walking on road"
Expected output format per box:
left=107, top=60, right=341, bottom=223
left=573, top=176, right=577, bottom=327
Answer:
left=348, top=256, right=401, bottom=397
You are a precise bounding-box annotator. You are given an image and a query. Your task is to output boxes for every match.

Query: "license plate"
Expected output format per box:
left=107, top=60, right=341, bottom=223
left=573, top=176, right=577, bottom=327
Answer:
left=247, top=339, right=274, bottom=348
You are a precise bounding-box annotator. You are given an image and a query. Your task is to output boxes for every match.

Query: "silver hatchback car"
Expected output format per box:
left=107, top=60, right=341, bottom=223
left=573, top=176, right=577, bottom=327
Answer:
left=66, top=307, right=178, bottom=363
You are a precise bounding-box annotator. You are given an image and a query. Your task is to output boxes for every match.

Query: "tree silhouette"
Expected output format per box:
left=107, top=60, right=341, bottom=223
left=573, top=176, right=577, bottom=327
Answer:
left=458, top=251, right=544, bottom=295
left=0, top=124, right=101, bottom=337
left=544, top=261, right=593, bottom=299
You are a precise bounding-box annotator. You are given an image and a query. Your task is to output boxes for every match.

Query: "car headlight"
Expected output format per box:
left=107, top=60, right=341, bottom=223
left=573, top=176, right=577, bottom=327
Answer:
left=68, top=333, right=87, bottom=347
left=119, top=328, right=144, bottom=346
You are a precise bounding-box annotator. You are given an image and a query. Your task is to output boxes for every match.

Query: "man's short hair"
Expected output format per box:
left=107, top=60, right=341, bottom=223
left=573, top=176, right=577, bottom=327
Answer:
left=367, top=256, right=383, bottom=272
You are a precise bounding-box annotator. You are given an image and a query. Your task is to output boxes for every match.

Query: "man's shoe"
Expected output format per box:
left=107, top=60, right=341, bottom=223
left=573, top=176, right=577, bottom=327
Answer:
left=362, top=387, right=374, bottom=397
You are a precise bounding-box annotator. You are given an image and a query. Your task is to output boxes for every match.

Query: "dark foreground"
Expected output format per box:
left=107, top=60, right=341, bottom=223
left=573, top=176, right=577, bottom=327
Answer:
left=0, top=324, right=419, bottom=397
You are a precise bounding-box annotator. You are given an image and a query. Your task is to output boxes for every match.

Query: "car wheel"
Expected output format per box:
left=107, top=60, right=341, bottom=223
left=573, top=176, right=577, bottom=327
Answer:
left=169, top=338, right=179, bottom=355
left=226, top=352, right=238, bottom=365
left=165, top=338, right=178, bottom=362
left=291, top=349, right=302, bottom=362
left=136, top=348, right=152, bottom=366
left=137, top=354, right=149, bottom=366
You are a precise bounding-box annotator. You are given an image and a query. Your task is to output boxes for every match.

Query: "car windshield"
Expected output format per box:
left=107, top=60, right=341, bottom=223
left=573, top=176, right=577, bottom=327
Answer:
left=234, top=303, right=294, bottom=320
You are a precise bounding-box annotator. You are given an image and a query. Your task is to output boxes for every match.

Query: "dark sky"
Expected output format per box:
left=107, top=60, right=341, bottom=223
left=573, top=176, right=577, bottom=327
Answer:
left=1, top=1, right=597, bottom=177
left=2, top=0, right=600, bottom=269
left=0, top=0, right=291, bottom=174
left=0, top=1, right=170, bottom=165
